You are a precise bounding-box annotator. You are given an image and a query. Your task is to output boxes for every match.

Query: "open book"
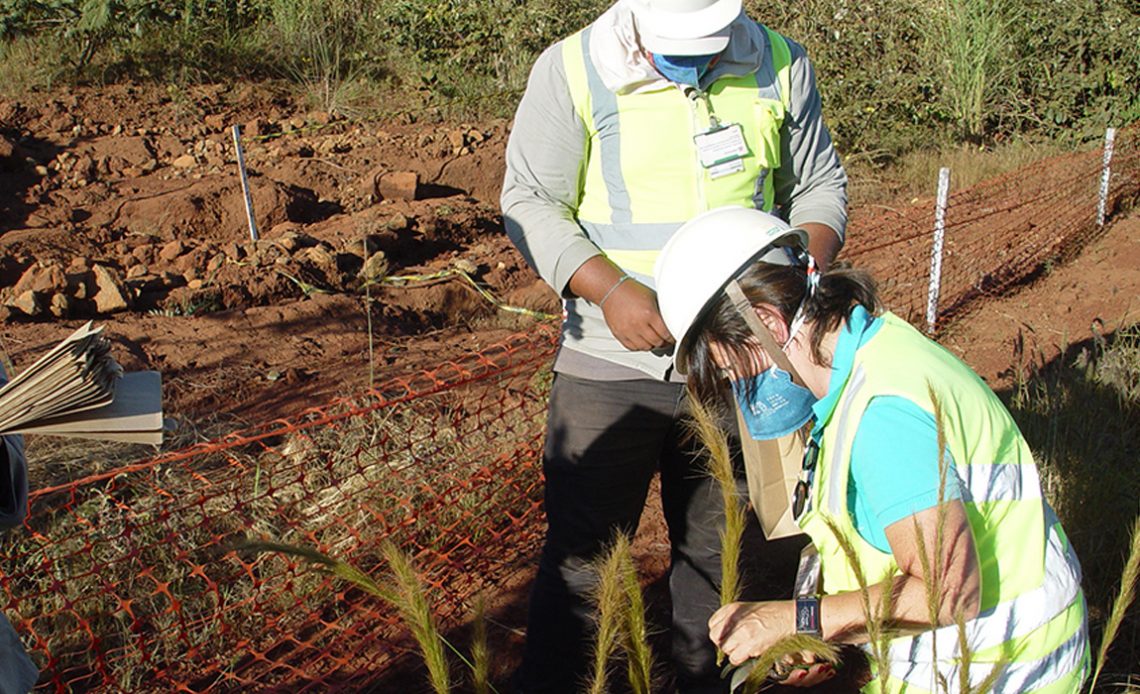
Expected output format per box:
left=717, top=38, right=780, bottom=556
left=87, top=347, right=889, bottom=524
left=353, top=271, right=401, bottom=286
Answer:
left=0, top=322, right=164, bottom=444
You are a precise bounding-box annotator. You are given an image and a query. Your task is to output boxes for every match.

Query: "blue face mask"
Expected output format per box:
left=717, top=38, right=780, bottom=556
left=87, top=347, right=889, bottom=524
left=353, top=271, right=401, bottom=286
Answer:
left=651, top=52, right=718, bottom=87
left=732, top=366, right=817, bottom=440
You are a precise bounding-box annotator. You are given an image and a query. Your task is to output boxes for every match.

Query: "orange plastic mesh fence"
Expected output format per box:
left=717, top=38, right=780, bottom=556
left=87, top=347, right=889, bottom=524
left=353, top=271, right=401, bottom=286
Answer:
left=845, top=125, right=1138, bottom=333
left=2, top=125, right=1137, bottom=692
left=4, top=327, right=557, bottom=692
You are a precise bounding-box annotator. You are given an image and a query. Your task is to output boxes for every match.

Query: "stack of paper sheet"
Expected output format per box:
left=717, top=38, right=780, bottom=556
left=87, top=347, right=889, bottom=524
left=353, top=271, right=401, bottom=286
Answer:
left=0, top=322, right=164, bottom=444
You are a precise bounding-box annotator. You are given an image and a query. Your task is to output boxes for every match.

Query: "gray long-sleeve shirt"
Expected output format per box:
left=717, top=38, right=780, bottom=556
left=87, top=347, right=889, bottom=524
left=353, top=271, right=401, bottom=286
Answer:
left=502, top=3, right=847, bottom=379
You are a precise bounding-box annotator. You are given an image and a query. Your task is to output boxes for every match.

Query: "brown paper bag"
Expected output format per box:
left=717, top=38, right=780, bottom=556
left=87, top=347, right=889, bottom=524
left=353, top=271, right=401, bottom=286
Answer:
left=736, top=406, right=806, bottom=540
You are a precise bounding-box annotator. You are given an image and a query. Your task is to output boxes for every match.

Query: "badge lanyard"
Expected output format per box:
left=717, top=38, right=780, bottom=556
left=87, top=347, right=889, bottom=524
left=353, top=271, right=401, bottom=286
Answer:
left=691, top=90, right=748, bottom=179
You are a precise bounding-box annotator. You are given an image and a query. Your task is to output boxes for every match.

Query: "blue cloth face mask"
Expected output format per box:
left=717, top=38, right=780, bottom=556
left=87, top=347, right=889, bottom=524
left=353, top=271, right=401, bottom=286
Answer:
left=732, top=366, right=817, bottom=440
left=651, top=53, right=718, bottom=87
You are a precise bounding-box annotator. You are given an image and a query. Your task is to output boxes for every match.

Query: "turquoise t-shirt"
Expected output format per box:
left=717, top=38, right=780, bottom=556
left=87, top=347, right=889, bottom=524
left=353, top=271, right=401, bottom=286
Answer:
left=810, top=307, right=962, bottom=553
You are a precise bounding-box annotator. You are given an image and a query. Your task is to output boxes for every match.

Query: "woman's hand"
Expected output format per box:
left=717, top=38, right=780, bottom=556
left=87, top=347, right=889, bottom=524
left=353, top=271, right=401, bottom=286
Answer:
left=708, top=600, right=794, bottom=666
left=772, top=652, right=838, bottom=687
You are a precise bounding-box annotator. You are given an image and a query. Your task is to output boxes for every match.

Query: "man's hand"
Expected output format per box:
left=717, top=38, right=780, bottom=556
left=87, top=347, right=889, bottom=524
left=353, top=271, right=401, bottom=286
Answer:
left=600, top=279, right=673, bottom=351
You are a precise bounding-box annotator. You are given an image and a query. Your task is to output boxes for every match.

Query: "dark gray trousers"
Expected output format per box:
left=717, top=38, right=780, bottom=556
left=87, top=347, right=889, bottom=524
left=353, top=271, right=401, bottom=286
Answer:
left=515, top=374, right=735, bottom=693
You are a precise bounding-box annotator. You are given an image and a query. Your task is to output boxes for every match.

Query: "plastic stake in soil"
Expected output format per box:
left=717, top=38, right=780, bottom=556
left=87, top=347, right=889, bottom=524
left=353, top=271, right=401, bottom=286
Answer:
left=232, top=124, right=260, bottom=241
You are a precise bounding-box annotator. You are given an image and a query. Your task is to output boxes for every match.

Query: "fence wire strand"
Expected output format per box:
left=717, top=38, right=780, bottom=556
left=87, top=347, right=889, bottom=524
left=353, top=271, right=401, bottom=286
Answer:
left=1, top=124, right=1137, bottom=692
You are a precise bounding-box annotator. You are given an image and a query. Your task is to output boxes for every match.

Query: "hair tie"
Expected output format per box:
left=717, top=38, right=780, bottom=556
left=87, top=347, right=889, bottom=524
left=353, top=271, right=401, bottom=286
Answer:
left=805, top=255, right=820, bottom=297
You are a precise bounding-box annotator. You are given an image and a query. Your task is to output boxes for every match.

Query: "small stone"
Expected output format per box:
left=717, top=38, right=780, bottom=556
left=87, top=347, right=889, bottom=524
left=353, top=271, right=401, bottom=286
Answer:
left=172, top=154, right=196, bottom=169
left=453, top=258, right=478, bottom=275
left=204, top=113, right=227, bottom=131
left=91, top=264, right=131, bottom=313
left=447, top=129, right=466, bottom=150
left=221, top=242, right=244, bottom=262
left=126, top=264, right=148, bottom=279
left=159, top=240, right=186, bottom=262
left=48, top=293, right=69, bottom=318
left=377, top=171, right=419, bottom=201
left=244, top=118, right=265, bottom=138
left=132, top=246, right=153, bottom=264
left=187, top=278, right=205, bottom=290
left=10, top=291, right=42, bottom=317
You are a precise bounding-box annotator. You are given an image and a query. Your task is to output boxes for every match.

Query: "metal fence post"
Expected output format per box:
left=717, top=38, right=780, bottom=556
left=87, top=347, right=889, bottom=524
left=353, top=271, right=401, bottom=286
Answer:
left=1097, top=127, right=1117, bottom=227
left=926, top=167, right=951, bottom=335
left=232, top=124, right=260, bottom=241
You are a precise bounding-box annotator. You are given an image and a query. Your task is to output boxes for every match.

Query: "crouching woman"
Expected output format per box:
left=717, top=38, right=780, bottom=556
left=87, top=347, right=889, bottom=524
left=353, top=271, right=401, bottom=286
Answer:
left=653, top=206, right=1089, bottom=693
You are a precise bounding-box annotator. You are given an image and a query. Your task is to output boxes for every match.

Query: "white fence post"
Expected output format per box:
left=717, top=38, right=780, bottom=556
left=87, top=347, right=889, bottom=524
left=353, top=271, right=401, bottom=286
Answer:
left=232, top=124, right=260, bottom=242
left=926, top=167, right=951, bottom=335
left=1097, top=127, right=1117, bottom=227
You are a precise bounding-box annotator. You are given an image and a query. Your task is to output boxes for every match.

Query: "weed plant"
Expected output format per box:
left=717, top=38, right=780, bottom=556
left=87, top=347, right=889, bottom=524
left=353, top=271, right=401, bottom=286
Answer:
left=588, top=533, right=654, bottom=694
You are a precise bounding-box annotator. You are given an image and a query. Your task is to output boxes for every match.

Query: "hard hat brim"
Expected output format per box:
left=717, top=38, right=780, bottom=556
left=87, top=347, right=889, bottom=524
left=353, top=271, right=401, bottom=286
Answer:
left=630, top=0, right=742, bottom=56
left=639, top=27, right=732, bottom=56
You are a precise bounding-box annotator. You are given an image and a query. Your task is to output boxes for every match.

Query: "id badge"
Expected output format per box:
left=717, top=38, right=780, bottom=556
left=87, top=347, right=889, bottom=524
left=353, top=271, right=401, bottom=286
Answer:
left=694, top=123, right=748, bottom=178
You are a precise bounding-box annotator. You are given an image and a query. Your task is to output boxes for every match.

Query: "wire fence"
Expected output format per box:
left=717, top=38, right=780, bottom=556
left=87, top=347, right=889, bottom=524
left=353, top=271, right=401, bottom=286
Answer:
left=1, top=124, right=1137, bottom=692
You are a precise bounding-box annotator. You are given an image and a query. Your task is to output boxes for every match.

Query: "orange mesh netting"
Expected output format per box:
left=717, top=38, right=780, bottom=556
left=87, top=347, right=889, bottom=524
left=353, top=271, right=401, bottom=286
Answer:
left=4, top=328, right=557, bottom=692
left=845, top=125, right=1138, bottom=333
left=1, top=125, right=1137, bottom=691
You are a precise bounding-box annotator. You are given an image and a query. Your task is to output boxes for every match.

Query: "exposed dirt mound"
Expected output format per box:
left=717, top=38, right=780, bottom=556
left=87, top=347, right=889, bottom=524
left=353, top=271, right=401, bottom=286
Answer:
left=0, top=84, right=556, bottom=421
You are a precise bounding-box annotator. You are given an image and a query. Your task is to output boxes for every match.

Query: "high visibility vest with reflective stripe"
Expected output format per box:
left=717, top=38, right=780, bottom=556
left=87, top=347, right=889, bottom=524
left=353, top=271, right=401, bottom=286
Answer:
left=561, top=24, right=791, bottom=281
left=798, top=313, right=1089, bottom=693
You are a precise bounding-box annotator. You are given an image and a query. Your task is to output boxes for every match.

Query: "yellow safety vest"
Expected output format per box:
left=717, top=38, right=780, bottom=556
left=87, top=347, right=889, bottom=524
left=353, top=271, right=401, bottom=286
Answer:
left=561, top=24, right=792, bottom=281
left=798, top=313, right=1089, bottom=693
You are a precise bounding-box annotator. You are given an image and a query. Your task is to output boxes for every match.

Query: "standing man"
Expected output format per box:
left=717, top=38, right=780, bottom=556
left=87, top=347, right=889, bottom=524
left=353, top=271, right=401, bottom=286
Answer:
left=501, top=0, right=847, bottom=690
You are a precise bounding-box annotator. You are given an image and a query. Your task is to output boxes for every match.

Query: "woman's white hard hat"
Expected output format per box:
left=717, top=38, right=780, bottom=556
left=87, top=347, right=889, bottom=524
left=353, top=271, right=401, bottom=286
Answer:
left=627, top=0, right=743, bottom=55
left=654, top=206, right=809, bottom=374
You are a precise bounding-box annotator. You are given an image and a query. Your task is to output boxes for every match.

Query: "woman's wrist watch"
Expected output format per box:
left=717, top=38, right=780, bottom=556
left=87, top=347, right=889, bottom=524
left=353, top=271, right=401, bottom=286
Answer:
left=794, top=595, right=822, bottom=636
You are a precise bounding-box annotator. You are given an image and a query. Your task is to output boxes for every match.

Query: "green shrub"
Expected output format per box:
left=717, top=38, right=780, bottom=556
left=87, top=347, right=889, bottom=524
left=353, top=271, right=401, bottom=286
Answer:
left=2, top=0, right=1135, bottom=153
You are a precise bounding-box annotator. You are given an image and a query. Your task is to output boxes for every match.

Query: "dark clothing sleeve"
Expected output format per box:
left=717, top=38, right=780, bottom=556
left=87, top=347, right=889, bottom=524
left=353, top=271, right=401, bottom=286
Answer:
left=0, top=366, right=27, bottom=529
left=0, top=363, right=37, bottom=691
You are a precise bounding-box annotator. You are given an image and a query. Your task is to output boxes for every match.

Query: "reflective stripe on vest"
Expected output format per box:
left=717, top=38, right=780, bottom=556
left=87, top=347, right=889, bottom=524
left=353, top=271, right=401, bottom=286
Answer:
left=561, top=24, right=791, bottom=281
left=797, top=312, right=1088, bottom=693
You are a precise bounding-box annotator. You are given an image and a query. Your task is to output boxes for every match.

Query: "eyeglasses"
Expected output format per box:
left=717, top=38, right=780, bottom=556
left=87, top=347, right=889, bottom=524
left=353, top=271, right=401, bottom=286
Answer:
left=791, top=439, right=820, bottom=520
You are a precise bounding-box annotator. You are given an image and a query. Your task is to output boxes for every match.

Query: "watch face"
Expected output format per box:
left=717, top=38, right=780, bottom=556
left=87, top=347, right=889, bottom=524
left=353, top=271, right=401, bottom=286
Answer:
left=795, top=596, right=821, bottom=634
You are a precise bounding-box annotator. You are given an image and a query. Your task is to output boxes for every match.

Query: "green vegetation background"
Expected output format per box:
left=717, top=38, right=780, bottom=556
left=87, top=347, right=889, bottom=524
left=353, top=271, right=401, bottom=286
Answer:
left=1, top=0, right=1138, bottom=160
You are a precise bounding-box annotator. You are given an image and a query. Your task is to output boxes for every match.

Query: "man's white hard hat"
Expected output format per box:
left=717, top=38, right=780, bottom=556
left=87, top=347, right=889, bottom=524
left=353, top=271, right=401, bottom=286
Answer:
left=628, top=0, right=743, bottom=55
left=654, top=206, right=809, bottom=374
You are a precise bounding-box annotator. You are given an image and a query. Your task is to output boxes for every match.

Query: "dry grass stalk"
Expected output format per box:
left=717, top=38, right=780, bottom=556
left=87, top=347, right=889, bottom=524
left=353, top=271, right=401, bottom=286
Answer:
left=686, top=395, right=745, bottom=609
left=589, top=534, right=630, bottom=694
left=240, top=540, right=453, bottom=694
left=380, top=540, right=451, bottom=694
left=588, top=533, right=655, bottom=694
left=739, top=634, right=840, bottom=694
left=1091, top=513, right=1140, bottom=691
left=823, top=515, right=895, bottom=693
left=617, top=536, right=654, bottom=694
left=471, top=595, right=491, bottom=694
